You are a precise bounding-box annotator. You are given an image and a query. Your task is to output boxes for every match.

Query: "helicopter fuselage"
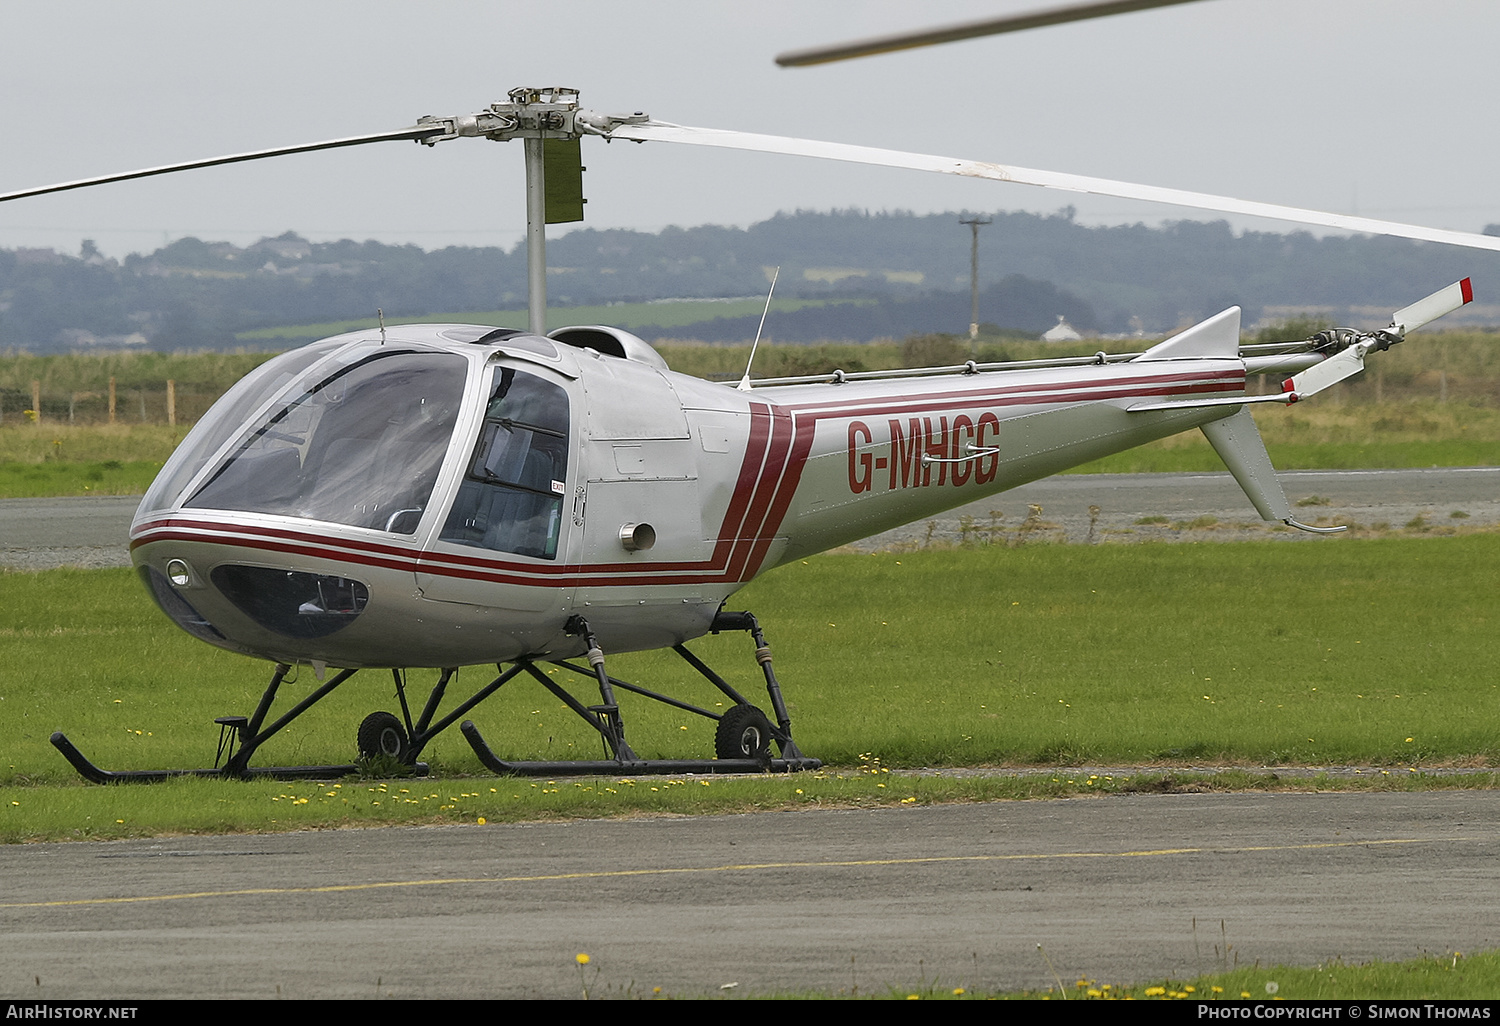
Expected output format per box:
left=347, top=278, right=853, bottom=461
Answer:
left=129, top=323, right=1241, bottom=670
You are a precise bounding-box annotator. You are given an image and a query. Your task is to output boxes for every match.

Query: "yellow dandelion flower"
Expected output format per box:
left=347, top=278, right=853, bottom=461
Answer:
left=575, top=953, right=590, bottom=965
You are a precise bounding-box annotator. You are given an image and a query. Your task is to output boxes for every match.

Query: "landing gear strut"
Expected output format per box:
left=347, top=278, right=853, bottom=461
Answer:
left=50, top=610, right=820, bottom=782
left=461, top=611, right=820, bottom=776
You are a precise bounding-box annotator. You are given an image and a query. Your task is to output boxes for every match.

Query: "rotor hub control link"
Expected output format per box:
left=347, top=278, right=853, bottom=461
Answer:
left=415, top=87, right=649, bottom=147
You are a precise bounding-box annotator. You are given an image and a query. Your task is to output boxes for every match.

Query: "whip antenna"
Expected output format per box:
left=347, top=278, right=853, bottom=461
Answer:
left=738, top=266, right=780, bottom=391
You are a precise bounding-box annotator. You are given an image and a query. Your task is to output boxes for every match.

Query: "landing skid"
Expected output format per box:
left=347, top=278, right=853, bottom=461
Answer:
left=460, top=722, right=820, bottom=777
left=48, top=732, right=430, bottom=785
left=51, top=610, right=820, bottom=782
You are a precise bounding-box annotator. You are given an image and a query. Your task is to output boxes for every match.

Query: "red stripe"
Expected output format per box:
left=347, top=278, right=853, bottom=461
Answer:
left=1461, top=277, right=1474, bottom=304
left=726, top=405, right=794, bottom=581
left=740, top=415, right=818, bottom=580
left=711, top=402, right=773, bottom=564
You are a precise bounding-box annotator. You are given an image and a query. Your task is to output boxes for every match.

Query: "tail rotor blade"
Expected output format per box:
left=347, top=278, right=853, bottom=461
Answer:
left=1284, top=348, right=1365, bottom=400
left=1285, top=278, right=1477, bottom=401
left=1391, top=278, right=1474, bottom=334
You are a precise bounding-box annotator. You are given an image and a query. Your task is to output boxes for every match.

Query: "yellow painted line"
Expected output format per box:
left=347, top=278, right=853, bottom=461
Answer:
left=0, top=837, right=1453, bottom=910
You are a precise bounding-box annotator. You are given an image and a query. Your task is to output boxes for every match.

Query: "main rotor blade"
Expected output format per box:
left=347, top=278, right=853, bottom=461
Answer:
left=0, top=126, right=444, bottom=204
left=611, top=121, right=1500, bottom=254
left=775, top=0, right=1207, bottom=66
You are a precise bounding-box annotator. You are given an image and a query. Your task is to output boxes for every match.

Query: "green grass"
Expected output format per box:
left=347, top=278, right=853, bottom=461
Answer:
left=1, top=766, right=1491, bottom=845
left=805, top=949, right=1500, bottom=1000
left=0, top=423, right=180, bottom=497
left=1073, top=399, right=1500, bottom=474
left=0, top=458, right=161, bottom=497
left=0, top=350, right=277, bottom=395
left=564, top=947, right=1500, bottom=999
left=2, top=535, right=1498, bottom=840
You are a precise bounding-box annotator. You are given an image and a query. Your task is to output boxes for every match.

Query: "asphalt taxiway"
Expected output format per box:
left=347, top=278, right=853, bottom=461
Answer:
left=2, top=791, right=1494, bottom=999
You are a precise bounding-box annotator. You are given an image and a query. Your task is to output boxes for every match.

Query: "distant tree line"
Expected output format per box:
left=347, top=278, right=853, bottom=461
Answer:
left=3, top=210, right=1498, bottom=352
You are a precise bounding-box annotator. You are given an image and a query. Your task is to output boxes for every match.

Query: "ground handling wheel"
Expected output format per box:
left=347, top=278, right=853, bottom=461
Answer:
left=357, top=711, right=411, bottom=762
left=715, top=704, right=773, bottom=761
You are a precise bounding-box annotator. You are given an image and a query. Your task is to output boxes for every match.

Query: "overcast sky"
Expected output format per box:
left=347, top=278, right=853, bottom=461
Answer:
left=2, top=0, right=1496, bottom=260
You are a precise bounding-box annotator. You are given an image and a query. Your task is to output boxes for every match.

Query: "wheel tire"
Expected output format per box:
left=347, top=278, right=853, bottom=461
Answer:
left=715, top=704, right=773, bottom=761
left=357, top=711, right=410, bottom=762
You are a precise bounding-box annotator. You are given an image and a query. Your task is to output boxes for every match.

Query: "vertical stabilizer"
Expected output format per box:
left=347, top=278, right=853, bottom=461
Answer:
left=1134, top=306, right=1241, bottom=361
left=1200, top=407, right=1345, bottom=533
left=1200, top=407, right=1289, bottom=522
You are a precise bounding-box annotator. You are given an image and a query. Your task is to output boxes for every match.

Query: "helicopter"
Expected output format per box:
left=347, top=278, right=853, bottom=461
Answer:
left=4, top=71, right=1492, bottom=782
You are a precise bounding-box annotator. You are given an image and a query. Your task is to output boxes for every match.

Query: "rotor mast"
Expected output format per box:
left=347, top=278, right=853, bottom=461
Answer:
left=523, top=136, right=547, bottom=334
left=415, top=88, right=648, bottom=336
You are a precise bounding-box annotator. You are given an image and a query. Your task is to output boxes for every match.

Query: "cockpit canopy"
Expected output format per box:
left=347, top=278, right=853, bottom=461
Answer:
left=139, top=334, right=571, bottom=556
left=183, top=345, right=467, bottom=533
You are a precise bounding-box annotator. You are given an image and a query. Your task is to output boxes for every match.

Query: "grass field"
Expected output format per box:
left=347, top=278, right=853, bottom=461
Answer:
left=763, top=950, right=1499, bottom=1000
left=2, top=534, right=1496, bottom=841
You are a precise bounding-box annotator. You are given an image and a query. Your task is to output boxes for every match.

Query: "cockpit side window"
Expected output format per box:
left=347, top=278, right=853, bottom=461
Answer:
left=439, top=367, right=570, bottom=560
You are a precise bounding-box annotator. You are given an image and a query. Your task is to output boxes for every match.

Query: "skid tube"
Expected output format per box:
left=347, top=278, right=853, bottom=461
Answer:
left=50, top=663, right=434, bottom=784
left=459, top=611, right=822, bottom=776
left=49, top=611, right=820, bottom=783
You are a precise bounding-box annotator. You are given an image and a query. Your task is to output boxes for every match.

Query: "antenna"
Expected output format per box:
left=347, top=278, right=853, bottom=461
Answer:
left=377, top=308, right=386, bottom=344
left=737, top=266, right=780, bottom=391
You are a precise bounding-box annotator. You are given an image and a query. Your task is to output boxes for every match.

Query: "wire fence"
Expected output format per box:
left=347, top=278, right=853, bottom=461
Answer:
left=0, top=380, right=224, bottom=427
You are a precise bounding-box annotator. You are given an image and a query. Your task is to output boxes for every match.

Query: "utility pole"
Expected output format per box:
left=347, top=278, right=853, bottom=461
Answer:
left=959, top=216, right=991, bottom=348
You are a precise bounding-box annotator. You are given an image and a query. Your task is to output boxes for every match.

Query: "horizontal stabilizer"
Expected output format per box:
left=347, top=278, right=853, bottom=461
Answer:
left=1129, top=393, right=1290, bottom=413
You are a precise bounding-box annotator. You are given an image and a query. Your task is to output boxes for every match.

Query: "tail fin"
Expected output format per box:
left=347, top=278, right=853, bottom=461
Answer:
left=1200, top=407, right=1344, bottom=534
left=1134, top=306, right=1241, bottom=361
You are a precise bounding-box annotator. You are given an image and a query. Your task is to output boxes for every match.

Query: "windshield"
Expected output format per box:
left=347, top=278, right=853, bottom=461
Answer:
left=139, top=340, right=344, bottom=516
left=184, top=346, right=467, bottom=534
